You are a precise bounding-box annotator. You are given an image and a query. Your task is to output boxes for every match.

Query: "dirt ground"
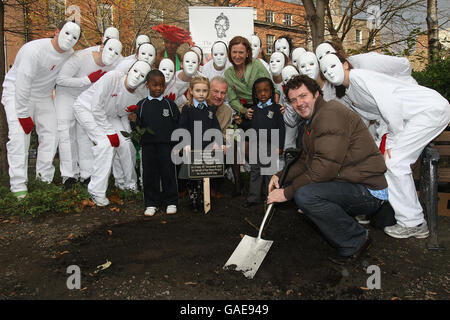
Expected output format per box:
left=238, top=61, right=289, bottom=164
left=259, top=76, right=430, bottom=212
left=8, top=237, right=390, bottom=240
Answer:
left=0, top=176, right=449, bottom=305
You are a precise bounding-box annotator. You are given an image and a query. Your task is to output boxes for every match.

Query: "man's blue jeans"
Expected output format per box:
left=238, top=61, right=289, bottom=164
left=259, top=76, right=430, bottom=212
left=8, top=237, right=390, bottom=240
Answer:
left=294, top=181, right=384, bottom=257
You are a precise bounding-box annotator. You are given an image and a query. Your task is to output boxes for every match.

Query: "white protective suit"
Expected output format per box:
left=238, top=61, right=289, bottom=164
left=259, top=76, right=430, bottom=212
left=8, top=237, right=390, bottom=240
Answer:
left=201, top=59, right=232, bottom=81
left=73, top=71, right=143, bottom=198
left=55, top=49, right=119, bottom=182
left=346, top=69, right=450, bottom=227
left=2, top=38, right=75, bottom=193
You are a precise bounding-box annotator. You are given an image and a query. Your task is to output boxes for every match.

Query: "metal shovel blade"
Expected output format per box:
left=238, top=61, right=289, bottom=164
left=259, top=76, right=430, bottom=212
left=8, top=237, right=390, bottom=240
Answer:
left=224, top=235, right=273, bottom=279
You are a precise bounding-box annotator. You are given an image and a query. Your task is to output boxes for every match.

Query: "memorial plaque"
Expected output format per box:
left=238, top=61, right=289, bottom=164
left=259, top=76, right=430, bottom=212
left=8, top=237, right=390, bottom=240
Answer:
left=188, top=150, right=225, bottom=178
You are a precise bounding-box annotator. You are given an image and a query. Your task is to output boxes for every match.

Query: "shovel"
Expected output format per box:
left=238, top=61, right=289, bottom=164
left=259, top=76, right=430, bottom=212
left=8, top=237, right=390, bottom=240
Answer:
left=224, top=148, right=301, bottom=279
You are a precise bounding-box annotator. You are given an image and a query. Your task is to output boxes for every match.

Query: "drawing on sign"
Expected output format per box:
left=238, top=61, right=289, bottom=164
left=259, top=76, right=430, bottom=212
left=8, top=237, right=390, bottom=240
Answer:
left=214, top=13, right=230, bottom=39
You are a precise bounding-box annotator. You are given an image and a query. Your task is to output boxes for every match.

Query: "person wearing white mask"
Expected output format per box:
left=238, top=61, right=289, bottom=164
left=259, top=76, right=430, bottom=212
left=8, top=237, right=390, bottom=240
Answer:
left=201, top=41, right=231, bottom=81
left=55, top=38, right=123, bottom=188
left=280, top=65, right=300, bottom=149
left=168, top=50, right=205, bottom=110
left=315, top=42, right=336, bottom=61
left=115, top=43, right=156, bottom=74
left=320, top=52, right=450, bottom=239
left=250, top=34, right=270, bottom=72
left=298, top=51, right=319, bottom=81
left=269, top=51, right=287, bottom=114
left=135, top=34, right=150, bottom=49
left=73, top=61, right=152, bottom=206
left=291, top=47, right=306, bottom=68
left=274, top=37, right=292, bottom=60
left=1, top=20, right=81, bottom=199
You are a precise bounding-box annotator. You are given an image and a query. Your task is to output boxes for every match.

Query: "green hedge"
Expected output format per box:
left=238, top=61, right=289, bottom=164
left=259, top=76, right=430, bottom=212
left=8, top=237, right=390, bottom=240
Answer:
left=412, top=57, right=450, bottom=101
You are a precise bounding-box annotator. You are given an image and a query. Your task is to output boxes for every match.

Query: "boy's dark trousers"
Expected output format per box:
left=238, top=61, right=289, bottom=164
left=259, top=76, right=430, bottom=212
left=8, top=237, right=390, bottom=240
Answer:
left=247, top=163, right=271, bottom=203
left=142, top=143, right=178, bottom=207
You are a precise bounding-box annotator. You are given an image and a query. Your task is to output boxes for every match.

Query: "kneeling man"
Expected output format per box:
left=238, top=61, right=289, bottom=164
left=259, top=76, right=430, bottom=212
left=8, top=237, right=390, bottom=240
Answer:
left=267, top=75, right=388, bottom=263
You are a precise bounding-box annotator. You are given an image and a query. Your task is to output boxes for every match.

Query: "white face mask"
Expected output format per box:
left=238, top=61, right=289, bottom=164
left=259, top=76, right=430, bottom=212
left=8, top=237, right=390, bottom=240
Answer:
left=102, top=27, right=120, bottom=43
left=136, top=35, right=150, bottom=49
left=102, top=39, right=122, bottom=66
left=137, top=43, right=156, bottom=66
left=212, top=42, right=227, bottom=68
left=251, top=35, right=261, bottom=60
left=281, top=66, right=299, bottom=85
left=159, top=58, right=175, bottom=84
left=275, top=38, right=290, bottom=57
left=269, top=52, right=285, bottom=76
left=127, top=61, right=151, bottom=89
left=57, top=22, right=81, bottom=51
left=183, top=51, right=199, bottom=77
left=315, top=43, right=336, bottom=61
left=298, top=52, right=319, bottom=80
left=292, top=47, right=306, bottom=68
left=320, top=54, right=344, bottom=86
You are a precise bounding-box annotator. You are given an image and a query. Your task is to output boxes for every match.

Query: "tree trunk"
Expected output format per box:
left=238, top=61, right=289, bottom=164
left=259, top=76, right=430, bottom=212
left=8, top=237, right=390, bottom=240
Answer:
left=302, top=0, right=327, bottom=50
left=0, top=1, right=8, bottom=176
left=426, top=0, right=440, bottom=63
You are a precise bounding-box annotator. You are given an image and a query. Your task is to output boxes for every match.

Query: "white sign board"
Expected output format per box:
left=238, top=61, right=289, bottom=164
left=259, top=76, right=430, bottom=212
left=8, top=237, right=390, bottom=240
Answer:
left=189, top=6, right=254, bottom=54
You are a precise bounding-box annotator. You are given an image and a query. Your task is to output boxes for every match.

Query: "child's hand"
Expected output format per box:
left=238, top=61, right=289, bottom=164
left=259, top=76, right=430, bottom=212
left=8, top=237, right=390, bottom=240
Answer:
left=279, top=105, right=285, bottom=114
left=128, top=113, right=137, bottom=122
left=233, top=114, right=242, bottom=125
left=245, top=108, right=254, bottom=120
left=222, top=145, right=226, bottom=153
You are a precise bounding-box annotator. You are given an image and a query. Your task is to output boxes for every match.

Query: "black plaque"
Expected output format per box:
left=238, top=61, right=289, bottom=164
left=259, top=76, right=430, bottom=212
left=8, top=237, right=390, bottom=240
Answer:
left=187, top=150, right=225, bottom=178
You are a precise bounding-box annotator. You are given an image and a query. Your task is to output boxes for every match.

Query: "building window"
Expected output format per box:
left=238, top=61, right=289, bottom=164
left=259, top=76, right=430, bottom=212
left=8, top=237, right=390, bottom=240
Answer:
left=265, top=10, right=274, bottom=23
left=284, top=14, right=292, bottom=26
left=355, top=29, right=362, bottom=44
left=253, top=8, right=258, bottom=20
left=48, top=0, right=66, bottom=27
left=97, top=3, right=113, bottom=33
left=266, top=34, right=274, bottom=54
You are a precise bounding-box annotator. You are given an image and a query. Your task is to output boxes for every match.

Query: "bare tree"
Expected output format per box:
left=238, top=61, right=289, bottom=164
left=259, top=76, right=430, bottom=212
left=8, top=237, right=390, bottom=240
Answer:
left=0, top=1, right=8, bottom=176
left=427, top=0, right=440, bottom=62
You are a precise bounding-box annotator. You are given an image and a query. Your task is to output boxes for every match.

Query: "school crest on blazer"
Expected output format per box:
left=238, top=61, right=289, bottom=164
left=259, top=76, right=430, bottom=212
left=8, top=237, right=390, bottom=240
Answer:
left=267, top=110, right=274, bottom=119
left=163, top=109, right=170, bottom=117
left=208, top=111, right=213, bottom=119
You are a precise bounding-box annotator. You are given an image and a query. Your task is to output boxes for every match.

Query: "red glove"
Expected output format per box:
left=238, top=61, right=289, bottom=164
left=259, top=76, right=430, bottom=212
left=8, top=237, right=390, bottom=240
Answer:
left=379, top=133, right=387, bottom=155
left=107, top=134, right=120, bottom=147
left=126, top=105, right=139, bottom=112
left=18, top=117, right=34, bottom=134
left=88, top=69, right=106, bottom=83
left=165, top=92, right=176, bottom=101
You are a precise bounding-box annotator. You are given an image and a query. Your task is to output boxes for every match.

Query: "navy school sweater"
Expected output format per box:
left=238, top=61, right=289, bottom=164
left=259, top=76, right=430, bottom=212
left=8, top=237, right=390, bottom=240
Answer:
left=136, top=97, right=180, bottom=145
left=179, top=103, right=222, bottom=149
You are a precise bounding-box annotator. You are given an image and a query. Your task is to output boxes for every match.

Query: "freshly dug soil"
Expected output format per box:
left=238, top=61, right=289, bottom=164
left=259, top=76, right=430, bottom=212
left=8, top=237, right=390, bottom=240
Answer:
left=0, top=180, right=449, bottom=302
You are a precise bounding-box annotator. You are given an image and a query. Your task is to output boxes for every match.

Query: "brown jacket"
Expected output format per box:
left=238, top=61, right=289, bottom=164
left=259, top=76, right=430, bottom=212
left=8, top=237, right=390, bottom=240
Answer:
left=279, top=95, right=387, bottom=200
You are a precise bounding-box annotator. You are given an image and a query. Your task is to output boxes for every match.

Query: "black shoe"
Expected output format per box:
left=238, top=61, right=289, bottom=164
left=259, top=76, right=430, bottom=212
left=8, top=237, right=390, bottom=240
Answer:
left=242, top=201, right=259, bottom=208
left=328, top=236, right=372, bottom=265
left=64, top=178, right=77, bottom=190
left=81, top=177, right=90, bottom=186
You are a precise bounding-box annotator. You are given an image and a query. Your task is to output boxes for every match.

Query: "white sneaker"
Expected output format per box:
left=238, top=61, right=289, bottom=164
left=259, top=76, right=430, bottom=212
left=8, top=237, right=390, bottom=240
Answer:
left=384, top=221, right=429, bottom=239
left=166, top=205, right=177, bottom=215
left=90, top=194, right=110, bottom=207
left=144, top=207, right=157, bottom=216
left=355, top=215, right=371, bottom=225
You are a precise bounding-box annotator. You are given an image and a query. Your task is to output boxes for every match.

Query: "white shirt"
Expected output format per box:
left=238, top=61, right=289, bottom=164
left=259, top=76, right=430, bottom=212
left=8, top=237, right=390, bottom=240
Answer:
left=2, top=38, right=74, bottom=117
left=114, top=55, right=136, bottom=74
left=56, top=49, right=116, bottom=98
left=75, top=71, right=141, bottom=135
left=201, top=59, right=232, bottom=81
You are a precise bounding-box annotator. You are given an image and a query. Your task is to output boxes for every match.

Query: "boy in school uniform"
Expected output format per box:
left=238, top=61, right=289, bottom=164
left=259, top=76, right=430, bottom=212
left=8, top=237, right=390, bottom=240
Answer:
left=135, top=69, right=180, bottom=216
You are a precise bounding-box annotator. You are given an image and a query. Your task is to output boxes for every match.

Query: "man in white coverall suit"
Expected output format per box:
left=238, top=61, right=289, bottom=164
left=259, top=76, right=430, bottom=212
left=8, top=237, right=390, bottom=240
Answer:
left=55, top=38, right=123, bottom=188
left=1, top=21, right=81, bottom=199
left=73, top=61, right=152, bottom=206
left=320, top=53, right=450, bottom=239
